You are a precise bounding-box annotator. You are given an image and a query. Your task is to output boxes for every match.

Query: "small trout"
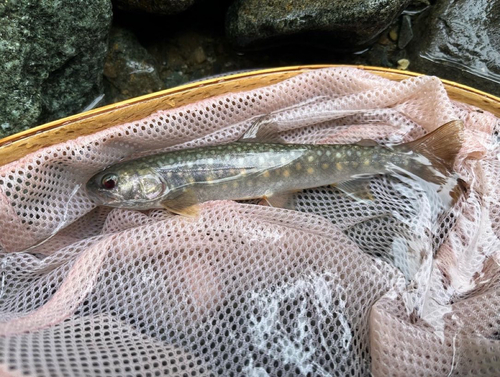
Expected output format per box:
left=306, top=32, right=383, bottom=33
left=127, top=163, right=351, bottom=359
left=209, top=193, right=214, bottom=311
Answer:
left=86, top=120, right=464, bottom=216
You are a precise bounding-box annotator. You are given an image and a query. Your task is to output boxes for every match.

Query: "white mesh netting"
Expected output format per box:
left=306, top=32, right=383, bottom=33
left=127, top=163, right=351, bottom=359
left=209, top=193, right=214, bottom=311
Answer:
left=0, top=67, right=499, bottom=376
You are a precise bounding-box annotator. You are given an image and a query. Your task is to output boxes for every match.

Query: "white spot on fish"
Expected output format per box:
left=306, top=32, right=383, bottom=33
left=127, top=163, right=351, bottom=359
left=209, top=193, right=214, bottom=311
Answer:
left=336, top=163, right=343, bottom=171
left=307, top=167, right=314, bottom=174
left=326, top=150, right=331, bottom=157
left=307, top=155, right=314, bottom=162
left=322, top=163, right=329, bottom=169
left=336, top=152, right=342, bottom=158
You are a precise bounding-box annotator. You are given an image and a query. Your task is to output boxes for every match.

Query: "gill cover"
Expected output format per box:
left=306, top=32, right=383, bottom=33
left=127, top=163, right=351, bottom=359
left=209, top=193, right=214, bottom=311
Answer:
left=86, top=167, right=166, bottom=209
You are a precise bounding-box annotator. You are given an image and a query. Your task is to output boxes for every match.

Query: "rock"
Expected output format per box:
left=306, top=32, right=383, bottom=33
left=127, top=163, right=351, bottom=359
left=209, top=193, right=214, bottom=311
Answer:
left=103, top=27, right=163, bottom=103
left=0, top=0, right=112, bottom=138
left=226, top=0, right=411, bottom=50
left=397, top=15, right=413, bottom=49
left=404, top=0, right=430, bottom=15
left=113, top=0, right=196, bottom=15
left=190, top=46, right=207, bottom=65
left=163, top=71, right=189, bottom=89
left=397, top=58, right=410, bottom=70
left=147, top=31, right=226, bottom=89
left=389, top=27, right=399, bottom=42
left=409, top=0, right=500, bottom=96
left=364, top=43, right=392, bottom=67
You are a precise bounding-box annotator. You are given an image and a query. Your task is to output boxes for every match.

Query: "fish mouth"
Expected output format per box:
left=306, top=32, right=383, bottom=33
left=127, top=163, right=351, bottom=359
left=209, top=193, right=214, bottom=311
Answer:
left=85, top=179, right=113, bottom=206
left=85, top=189, right=126, bottom=208
left=85, top=183, right=153, bottom=209
left=85, top=188, right=107, bottom=206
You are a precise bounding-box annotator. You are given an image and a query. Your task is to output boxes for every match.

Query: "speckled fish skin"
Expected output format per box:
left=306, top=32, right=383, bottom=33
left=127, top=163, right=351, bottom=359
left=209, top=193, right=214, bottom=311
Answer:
left=87, top=143, right=392, bottom=208
left=85, top=120, right=463, bottom=214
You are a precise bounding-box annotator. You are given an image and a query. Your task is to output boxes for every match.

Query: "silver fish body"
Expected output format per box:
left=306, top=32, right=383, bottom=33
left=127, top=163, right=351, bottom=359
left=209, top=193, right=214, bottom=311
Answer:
left=86, top=120, right=464, bottom=215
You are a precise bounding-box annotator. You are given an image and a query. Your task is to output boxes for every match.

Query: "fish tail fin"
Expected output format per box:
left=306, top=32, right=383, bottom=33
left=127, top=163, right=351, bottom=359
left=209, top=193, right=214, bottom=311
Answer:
left=398, top=120, right=464, bottom=184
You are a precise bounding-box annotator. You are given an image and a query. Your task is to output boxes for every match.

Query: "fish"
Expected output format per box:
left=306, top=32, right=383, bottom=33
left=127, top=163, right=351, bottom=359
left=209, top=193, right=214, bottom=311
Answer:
left=85, top=120, right=464, bottom=216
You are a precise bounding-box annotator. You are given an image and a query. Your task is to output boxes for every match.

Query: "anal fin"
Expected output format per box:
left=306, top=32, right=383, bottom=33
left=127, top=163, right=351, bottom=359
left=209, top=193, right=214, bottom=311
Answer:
left=259, top=192, right=297, bottom=210
left=334, top=178, right=374, bottom=201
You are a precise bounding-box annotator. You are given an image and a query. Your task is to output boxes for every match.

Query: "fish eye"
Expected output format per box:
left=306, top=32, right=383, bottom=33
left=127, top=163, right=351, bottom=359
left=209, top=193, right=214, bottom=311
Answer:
left=101, top=174, right=118, bottom=190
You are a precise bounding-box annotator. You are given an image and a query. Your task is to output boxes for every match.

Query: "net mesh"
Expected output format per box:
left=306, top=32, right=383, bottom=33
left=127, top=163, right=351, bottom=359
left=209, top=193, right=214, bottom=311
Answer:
left=0, top=67, right=499, bottom=376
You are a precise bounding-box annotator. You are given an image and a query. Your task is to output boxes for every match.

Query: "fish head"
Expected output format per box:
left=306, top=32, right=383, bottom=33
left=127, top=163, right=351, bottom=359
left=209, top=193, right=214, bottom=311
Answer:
left=86, top=165, right=166, bottom=209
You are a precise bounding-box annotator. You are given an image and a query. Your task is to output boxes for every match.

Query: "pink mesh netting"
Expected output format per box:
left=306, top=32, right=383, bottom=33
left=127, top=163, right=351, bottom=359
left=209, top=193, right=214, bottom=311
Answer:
left=0, top=67, right=499, bottom=376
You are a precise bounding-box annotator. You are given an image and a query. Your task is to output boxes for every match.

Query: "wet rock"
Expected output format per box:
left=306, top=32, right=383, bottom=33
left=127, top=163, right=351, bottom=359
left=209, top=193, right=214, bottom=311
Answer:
left=104, top=27, right=163, bottom=103
left=0, top=0, right=112, bottom=137
left=397, top=15, right=413, bottom=49
left=163, top=71, right=189, bottom=89
left=364, top=43, right=392, bottom=68
left=113, top=0, right=196, bottom=15
left=226, top=0, right=411, bottom=50
left=147, top=31, right=226, bottom=89
left=404, top=0, right=430, bottom=15
left=409, top=0, right=500, bottom=96
left=389, top=26, right=399, bottom=42
left=397, top=58, right=410, bottom=70
left=191, top=46, right=207, bottom=65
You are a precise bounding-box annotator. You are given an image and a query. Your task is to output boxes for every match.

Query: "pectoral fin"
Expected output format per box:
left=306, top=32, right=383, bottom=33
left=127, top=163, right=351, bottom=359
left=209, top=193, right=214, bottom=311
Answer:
left=160, top=189, right=200, bottom=217
left=240, top=117, right=263, bottom=141
left=334, top=178, right=374, bottom=201
left=240, top=115, right=280, bottom=142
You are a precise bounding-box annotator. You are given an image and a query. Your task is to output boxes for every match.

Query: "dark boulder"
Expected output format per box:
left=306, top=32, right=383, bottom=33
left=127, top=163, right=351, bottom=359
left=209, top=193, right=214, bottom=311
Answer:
left=409, top=0, right=500, bottom=96
left=0, top=0, right=112, bottom=137
left=226, top=0, right=411, bottom=50
left=113, top=0, right=196, bottom=15
left=104, top=27, right=163, bottom=104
